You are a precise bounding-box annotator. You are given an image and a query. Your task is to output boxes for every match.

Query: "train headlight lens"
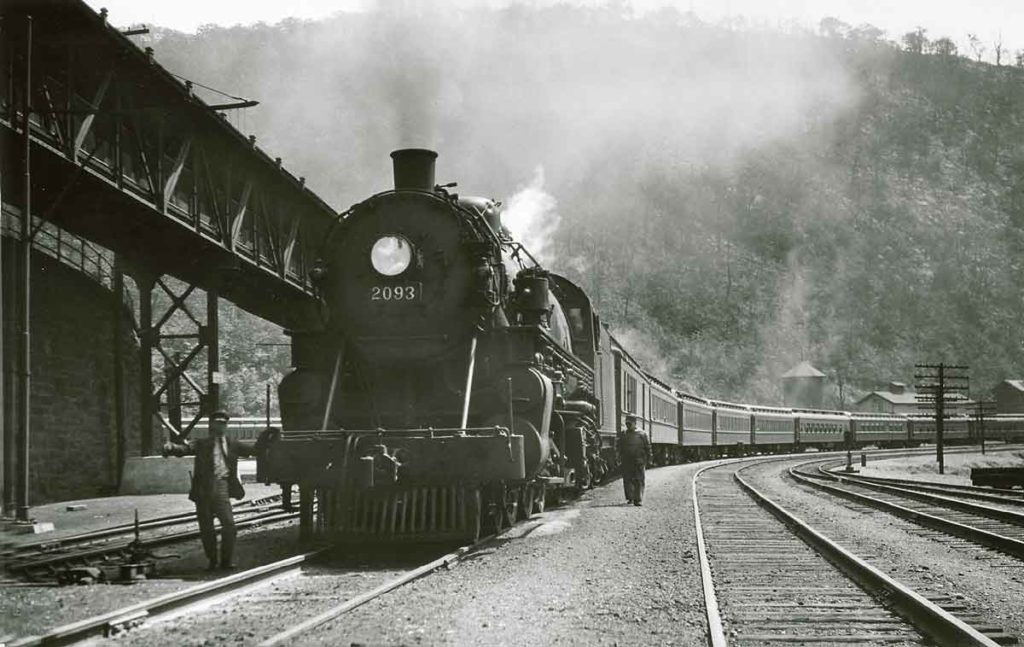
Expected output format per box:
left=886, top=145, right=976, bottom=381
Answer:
left=370, top=235, right=413, bottom=276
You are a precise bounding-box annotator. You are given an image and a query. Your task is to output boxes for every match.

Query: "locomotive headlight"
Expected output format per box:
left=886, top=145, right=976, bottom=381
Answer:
left=370, top=235, right=413, bottom=276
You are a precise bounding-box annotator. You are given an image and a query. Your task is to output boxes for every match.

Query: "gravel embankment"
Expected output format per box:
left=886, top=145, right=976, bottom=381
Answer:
left=858, top=446, right=1024, bottom=485
left=744, top=455, right=1024, bottom=640
left=295, top=464, right=708, bottom=646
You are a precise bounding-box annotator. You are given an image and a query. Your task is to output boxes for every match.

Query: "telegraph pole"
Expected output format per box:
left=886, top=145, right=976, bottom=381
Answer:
left=973, top=400, right=997, bottom=455
left=915, top=363, right=969, bottom=475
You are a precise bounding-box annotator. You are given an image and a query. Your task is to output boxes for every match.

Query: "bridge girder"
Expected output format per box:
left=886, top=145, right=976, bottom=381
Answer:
left=1, top=0, right=336, bottom=330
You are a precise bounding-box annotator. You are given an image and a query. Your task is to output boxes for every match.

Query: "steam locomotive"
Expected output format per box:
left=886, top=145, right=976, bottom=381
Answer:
left=257, top=149, right=1024, bottom=543
left=260, top=149, right=615, bottom=542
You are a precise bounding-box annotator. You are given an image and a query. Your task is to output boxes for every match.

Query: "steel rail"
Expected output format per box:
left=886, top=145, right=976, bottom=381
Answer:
left=790, top=468, right=1024, bottom=559
left=732, top=462, right=999, bottom=647
left=821, top=468, right=1024, bottom=503
left=9, top=495, right=284, bottom=556
left=8, top=548, right=328, bottom=647
left=692, top=462, right=733, bottom=647
left=258, top=534, right=500, bottom=646
left=10, top=510, right=298, bottom=575
left=815, top=468, right=1024, bottom=524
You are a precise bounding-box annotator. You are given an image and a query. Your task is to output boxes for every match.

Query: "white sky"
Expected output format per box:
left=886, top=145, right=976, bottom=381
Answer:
left=85, top=0, right=1024, bottom=58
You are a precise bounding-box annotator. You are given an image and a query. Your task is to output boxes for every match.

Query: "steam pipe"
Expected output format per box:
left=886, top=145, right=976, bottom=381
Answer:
left=321, top=347, right=343, bottom=431
left=506, top=377, right=515, bottom=441
left=459, top=335, right=478, bottom=430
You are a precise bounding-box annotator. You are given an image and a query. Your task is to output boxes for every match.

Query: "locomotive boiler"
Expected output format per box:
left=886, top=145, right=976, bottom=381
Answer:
left=259, top=150, right=607, bottom=542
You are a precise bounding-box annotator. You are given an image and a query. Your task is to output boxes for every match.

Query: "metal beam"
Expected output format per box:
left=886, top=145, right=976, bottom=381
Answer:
left=16, top=14, right=33, bottom=522
left=72, top=69, right=113, bottom=157
left=137, top=274, right=156, bottom=455
left=206, top=289, right=220, bottom=414
left=162, top=136, right=192, bottom=212
left=281, top=218, right=300, bottom=280
left=0, top=236, right=8, bottom=518
left=229, top=179, right=253, bottom=251
left=112, top=259, right=126, bottom=488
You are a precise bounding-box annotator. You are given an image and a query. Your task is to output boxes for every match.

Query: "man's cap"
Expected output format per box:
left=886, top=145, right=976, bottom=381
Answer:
left=625, top=413, right=637, bottom=422
left=210, top=410, right=231, bottom=422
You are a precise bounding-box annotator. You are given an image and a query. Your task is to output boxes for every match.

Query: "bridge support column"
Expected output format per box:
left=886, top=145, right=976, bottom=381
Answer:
left=204, top=290, right=220, bottom=414
left=112, top=260, right=127, bottom=487
left=16, top=15, right=34, bottom=522
left=135, top=277, right=220, bottom=443
left=1, top=239, right=12, bottom=518
left=137, top=275, right=157, bottom=456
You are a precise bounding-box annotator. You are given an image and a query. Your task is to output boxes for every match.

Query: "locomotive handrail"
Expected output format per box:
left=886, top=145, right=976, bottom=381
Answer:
left=277, top=425, right=515, bottom=440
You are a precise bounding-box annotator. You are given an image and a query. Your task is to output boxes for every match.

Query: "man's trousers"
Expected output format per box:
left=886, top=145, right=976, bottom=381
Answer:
left=621, top=461, right=646, bottom=503
left=195, top=478, right=236, bottom=565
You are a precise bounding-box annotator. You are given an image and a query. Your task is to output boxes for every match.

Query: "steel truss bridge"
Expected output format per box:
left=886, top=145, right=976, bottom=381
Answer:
left=1, top=0, right=337, bottom=519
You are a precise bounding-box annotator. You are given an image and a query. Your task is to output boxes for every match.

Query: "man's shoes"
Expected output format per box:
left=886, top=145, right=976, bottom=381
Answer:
left=206, top=560, right=219, bottom=571
left=633, top=501, right=642, bottom=507
left=626, top=499, right=633, bottom=505
left=219, top=562, right=236, bottom=571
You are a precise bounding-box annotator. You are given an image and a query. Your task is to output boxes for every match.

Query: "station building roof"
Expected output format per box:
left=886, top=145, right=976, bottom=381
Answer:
left=781, top=361, right=826, bottom=379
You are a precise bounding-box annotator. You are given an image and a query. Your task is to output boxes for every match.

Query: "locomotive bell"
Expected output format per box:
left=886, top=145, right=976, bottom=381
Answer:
left=391, top=148, right=438, bottom=191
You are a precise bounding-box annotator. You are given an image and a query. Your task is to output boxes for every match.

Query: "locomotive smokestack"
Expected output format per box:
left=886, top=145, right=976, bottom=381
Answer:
left=391, top=149, right=438, bottom=191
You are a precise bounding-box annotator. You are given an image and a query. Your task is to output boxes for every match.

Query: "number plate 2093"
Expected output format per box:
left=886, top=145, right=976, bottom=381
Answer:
left=370, top=284, right=421, bottom=302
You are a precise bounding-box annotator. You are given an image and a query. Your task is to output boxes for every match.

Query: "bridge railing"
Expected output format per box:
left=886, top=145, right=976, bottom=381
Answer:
left=1, top=208, right=135, bottom=312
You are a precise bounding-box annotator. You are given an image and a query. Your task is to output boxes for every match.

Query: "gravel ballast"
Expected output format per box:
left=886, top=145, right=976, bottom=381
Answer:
left=0, top=484, right=294, bottom=640
left=8, top=448, right=1017, bottom=645
left=299, top=464, right=708, bottom=646
left=744, top=453, right=1024, bottom=641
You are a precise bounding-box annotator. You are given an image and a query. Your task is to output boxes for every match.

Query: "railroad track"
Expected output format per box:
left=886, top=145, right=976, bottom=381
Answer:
left=7, top=534, right=495, bottom=646
left=5, top=495, right=296, bottom=579
left=821, top=467, right=1024, bottom=504
left=694, top=457, right=1014, bottom=646
left=792, top=463, right=1024, bottom=559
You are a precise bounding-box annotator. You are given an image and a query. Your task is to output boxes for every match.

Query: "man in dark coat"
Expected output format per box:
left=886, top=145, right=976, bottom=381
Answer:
left=616, top=414, right=652, bottom=506
left=163, top=410, right=256, bottom=570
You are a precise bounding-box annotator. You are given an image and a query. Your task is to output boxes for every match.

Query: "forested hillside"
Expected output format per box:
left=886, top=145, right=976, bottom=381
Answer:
left=141, top=5, right=1024, bottom=410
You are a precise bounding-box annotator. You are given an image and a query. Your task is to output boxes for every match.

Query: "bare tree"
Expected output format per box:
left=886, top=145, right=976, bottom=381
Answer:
left=994, top=34, right=1004, bottom=66
left=968, top=33, right=986, bottom=62
left=902, top=27, right=928, bottom=54
left=1017, top=49, right=1024, bottom=67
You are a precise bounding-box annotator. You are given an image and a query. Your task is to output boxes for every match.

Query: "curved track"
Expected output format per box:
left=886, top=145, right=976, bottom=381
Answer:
left=794, top=463, right=1024, bottom=559
left=824, top=469, right=1024, bottom=503
left=694, top=457, right=1011, bottom=646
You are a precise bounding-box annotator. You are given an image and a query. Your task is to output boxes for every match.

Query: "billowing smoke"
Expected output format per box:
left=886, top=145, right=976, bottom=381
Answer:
left=501, top=166, right=560, bottom=264
left=612, top=326, right=672, bottom=384
left=142, top=4, right=865, bottom=397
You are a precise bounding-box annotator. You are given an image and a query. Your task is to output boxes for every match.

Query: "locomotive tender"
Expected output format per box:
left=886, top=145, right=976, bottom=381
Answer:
left=258, top=149, right=1024, bottom=543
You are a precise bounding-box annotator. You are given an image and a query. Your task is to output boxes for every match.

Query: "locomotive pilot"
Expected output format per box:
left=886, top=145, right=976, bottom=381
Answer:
left=163, top=410, right=257, bottom=571
left=617, top=414, right=652, bottom=506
